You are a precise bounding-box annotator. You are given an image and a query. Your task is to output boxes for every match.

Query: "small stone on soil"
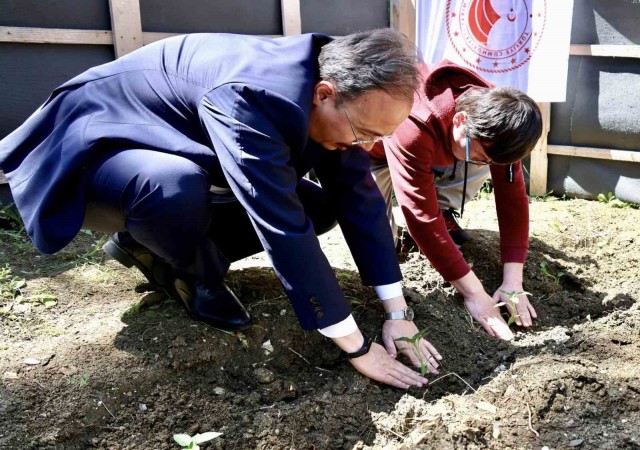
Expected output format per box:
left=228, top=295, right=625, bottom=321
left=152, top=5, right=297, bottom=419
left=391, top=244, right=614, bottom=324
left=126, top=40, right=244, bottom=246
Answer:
left=254, top=368, right=275, bottom=384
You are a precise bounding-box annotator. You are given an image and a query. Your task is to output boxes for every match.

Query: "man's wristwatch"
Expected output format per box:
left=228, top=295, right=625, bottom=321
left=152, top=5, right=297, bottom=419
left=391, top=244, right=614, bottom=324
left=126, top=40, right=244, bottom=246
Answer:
left=344, top=336, right=373, bottom=359
left=384, top=306, right=415, bottom=321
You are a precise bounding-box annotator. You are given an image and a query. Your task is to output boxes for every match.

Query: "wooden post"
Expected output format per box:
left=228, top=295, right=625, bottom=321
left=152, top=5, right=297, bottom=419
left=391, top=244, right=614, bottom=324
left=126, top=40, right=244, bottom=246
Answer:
left=109, top=0, right=143, bottom=58
left=390, top=0, right=416, bottom=44
left=281, top=0, right=302, bottom=36
left=529, top=102, right=551, bottom=196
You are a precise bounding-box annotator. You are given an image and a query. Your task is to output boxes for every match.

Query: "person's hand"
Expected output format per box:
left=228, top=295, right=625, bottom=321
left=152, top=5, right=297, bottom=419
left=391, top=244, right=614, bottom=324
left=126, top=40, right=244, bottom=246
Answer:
left=493, top=282, right=537, bottom=327
left=381, top=319, right=441, bottom=374
left=496, top=263, right=537, bottom=327
left=451, top=271, right=513, bottom=341
left=349, top=342, right=429, bottom=389
left=464, top=291, right=514, bottom=340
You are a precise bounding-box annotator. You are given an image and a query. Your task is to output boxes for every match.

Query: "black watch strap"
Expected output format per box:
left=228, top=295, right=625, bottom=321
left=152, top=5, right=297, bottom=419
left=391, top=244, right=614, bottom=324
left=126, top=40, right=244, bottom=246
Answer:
left=344, top=336, right=373, bottom=359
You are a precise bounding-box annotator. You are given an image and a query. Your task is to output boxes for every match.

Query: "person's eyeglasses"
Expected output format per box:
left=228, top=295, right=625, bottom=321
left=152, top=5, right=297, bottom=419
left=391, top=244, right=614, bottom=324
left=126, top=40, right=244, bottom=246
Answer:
left=465, top=136, right=496, bottom=166
left=342, top=104, right=391, bottom=146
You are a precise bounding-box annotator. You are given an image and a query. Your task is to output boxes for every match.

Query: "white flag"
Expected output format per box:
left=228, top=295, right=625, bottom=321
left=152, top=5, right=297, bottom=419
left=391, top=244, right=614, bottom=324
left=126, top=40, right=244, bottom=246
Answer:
left=416, top=0, right=574, bottom=102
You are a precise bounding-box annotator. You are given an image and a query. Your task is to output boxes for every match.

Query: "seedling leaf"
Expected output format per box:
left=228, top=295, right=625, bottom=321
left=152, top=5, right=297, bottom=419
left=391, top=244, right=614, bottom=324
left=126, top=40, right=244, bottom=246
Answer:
left=173, top=434, right=192, bottom=446
left=395, top=327, right=433, bottom=376
left=193, top=432, right=222, bottom=443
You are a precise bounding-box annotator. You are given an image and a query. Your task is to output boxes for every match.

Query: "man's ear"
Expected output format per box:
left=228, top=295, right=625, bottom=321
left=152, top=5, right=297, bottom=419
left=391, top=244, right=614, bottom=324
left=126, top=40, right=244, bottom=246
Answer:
left=313, top=81, right=336, bottom=105
left=452, top=111, right=467, bottom=127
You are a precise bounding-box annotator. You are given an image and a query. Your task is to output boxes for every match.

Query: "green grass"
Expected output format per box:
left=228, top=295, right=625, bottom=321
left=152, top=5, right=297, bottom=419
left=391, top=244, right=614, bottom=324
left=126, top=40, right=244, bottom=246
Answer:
left=0, top=266, right=26, bottom=302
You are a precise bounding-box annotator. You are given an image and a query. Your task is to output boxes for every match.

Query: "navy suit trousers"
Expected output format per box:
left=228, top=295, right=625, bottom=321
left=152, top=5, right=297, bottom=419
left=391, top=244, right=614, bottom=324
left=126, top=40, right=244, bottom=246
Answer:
left=82, top=149, right=337, bottom=283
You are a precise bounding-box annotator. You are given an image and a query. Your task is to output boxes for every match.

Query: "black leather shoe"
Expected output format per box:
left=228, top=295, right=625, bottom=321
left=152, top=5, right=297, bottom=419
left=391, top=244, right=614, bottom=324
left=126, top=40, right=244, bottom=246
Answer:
left=103, top=232, right=176, bottom=297
left=442, top=208, right=472, bottom=248
left=174, top=274, right=251, bottom=331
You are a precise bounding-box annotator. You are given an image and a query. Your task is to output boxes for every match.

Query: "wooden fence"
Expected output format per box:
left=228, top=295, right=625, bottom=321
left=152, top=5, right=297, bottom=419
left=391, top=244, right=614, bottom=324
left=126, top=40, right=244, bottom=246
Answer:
left=2, top=0, right=639, bottom=196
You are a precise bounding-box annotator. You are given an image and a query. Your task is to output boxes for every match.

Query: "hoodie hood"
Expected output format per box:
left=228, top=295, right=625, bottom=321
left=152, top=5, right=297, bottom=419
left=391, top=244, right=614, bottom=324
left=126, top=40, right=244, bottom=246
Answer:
left=412, top=60, right=493, bottom=149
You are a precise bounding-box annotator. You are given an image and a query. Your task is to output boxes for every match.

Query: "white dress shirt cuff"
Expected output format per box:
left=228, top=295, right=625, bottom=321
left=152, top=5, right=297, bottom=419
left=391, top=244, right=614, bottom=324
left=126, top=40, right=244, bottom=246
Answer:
left=318, top=314, right=358, bottom=338
left=374, top=282, right=403, bottom=300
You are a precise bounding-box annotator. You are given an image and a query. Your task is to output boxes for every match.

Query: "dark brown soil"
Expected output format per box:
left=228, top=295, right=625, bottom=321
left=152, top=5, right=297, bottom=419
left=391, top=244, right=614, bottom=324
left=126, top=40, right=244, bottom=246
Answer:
left=1, top=195, right=639, bottom=450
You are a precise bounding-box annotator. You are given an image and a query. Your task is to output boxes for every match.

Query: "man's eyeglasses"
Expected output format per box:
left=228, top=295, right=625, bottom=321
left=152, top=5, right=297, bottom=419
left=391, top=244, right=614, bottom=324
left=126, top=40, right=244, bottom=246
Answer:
left=465, top=136, right=496, bottom=166
left=342, top=104, right=391, bottom=146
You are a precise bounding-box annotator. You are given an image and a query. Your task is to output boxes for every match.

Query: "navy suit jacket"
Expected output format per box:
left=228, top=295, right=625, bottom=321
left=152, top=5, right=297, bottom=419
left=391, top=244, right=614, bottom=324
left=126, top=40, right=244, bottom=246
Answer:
left=0, top=33, right=401, bottom=330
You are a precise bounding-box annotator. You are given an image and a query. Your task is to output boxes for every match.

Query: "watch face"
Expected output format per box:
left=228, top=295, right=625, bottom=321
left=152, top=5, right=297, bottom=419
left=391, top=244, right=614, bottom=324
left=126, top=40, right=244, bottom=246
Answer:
left=405, top=307, right=415, bottom=321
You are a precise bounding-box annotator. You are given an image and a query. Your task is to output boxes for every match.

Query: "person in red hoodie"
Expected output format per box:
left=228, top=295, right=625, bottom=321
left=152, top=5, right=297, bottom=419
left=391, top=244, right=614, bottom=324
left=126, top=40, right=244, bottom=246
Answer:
left=369, top=60, right=542, bottom=340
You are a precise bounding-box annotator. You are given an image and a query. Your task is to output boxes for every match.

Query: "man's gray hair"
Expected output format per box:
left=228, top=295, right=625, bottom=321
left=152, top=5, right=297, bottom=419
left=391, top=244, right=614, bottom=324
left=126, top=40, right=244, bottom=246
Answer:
left=319, top=28, right=420, bottom=102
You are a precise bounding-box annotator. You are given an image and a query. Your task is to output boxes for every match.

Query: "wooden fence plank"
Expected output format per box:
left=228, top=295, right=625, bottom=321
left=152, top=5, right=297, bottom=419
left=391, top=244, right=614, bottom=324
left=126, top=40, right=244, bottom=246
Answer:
left=570, top=44, right=640, bottom=58
left=547, top=145, right=640, bottom=162
left=390, top=0, right=416, bottom=44
left=281, top=0, right=302, bottom=36
left=529, top=102, right=551, bottom=196
left=109, top=0, right=143, bottom=58
left=0, top=27, right=280, bottom=46
left=0, top=26, right=112, bottom=45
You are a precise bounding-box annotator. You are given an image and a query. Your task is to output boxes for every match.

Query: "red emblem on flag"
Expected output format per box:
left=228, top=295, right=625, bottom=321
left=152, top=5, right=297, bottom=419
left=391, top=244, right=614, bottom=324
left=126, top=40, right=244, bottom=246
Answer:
left=468, top=0, right=500, bottom=45
left=446, top=0, right=547, bottom=73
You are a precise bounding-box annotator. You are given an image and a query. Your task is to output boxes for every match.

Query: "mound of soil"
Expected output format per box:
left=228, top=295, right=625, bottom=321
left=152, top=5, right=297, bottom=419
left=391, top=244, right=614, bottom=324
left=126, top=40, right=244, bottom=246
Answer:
left=1, top=195, right=639, bottom=449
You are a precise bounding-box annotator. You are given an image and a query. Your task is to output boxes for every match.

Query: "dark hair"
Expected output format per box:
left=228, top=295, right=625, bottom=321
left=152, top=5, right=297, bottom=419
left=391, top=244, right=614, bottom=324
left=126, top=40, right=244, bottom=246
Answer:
left=456, top=86, right=543, bottom=164
left=318, top=28, right=420, bottom=103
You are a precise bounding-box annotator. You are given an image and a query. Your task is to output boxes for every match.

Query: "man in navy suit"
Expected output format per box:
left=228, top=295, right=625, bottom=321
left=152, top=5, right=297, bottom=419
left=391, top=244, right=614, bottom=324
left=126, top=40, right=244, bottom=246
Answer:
left=0, top=29, right=441, bottom=388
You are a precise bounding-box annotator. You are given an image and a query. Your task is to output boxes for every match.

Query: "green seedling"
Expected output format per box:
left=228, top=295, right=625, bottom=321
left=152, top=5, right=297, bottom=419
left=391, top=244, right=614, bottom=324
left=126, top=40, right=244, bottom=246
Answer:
left=395, top=327, right=430, bottom=376
left=473, top=179, right=494, bottom=201
left=496, top=289, right=531, bottom=326
left=69, top=372, right=90, bottom=388
left=597, top=192, right=628, bottom=208
left=551, top=219, right=567, bottom=232
left=236, top=332, right=249, bottom=350
left=173, top=432, right=222, bottom=450
left=0, top=203, right=24, bottom=231
left=478, top=179, right=494, bottom=196
left=539, top=261, right=565, bottom=284
left=81, top=234, right=109, bottom=261
left=21, top=293, right=57, bottom=308
left=0, top=266, right=26, bottom=302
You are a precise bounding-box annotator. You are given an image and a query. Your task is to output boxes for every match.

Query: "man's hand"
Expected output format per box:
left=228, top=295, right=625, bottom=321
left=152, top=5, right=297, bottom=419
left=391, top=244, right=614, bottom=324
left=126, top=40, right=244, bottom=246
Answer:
left=451, top=271, right=514, bottom=340
left=382, top=319, right=441, bottom=373
left=464, top=293, right=513, bottom=340
left=349, top=342, right=429, bottom=389
left=332, top=328, right=429, bottom=388
left=493, top=282, right=537, bottom=327
left=451, top=271, right=513, bottom=341
left=496, top=262, right=537, bottom=327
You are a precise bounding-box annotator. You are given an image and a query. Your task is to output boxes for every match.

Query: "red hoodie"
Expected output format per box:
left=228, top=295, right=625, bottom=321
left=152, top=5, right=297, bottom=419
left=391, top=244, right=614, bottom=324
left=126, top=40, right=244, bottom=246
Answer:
left=369, top=60, right=529, bottom=281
